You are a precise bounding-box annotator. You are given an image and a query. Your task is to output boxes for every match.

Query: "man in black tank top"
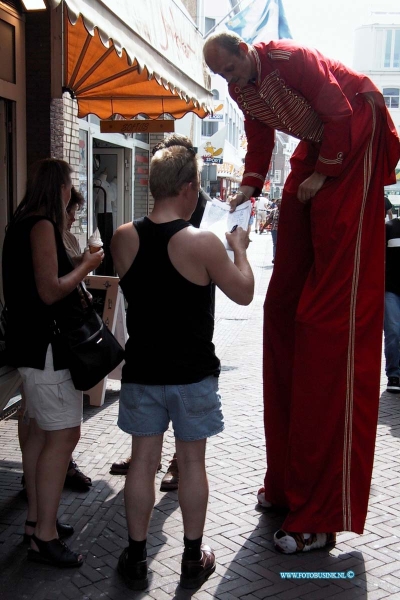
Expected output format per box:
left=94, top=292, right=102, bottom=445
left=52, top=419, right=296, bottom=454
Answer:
left=111, top=143, right=254, bottom=591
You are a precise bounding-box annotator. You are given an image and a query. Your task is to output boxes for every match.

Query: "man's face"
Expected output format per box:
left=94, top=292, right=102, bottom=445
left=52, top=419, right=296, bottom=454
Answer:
left=204, top=43, right=255, bottom=88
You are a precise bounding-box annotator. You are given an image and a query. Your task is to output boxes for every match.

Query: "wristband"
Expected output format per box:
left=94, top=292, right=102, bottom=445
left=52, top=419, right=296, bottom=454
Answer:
left=236, top=190, right=250, bottom=201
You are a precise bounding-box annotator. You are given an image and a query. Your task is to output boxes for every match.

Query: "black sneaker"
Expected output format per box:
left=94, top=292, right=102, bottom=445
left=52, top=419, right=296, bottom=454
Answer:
left=387, top=376, right=400, bottom=394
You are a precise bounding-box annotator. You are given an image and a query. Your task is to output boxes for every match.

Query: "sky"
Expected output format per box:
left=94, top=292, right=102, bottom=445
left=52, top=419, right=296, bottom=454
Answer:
left=281, top=0, right=400, bottom=67
left=205, top=0, right=400, bottom=68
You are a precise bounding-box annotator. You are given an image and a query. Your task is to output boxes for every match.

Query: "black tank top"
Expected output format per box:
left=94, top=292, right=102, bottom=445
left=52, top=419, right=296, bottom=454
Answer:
left=2, top=216, right=83, bottom=369
left=120, top=217, right=220, bottom=384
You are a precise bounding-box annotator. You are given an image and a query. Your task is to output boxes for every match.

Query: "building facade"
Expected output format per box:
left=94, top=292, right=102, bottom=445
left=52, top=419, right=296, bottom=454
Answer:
left=353, top=18, right=400, bottom=202
left=200, top=0, right=245, bottom=199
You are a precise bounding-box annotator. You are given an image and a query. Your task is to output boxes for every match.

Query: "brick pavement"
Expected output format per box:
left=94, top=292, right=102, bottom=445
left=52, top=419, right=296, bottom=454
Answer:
left=0, top=231, right=400, bottom=599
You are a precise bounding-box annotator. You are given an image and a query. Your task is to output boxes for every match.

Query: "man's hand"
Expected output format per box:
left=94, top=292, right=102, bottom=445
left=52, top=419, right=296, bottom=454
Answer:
left=297, top=172, right=327, bottom=203
left=225, top=226, right=250, bottom=252
left=228, top=186, right=255, bottom=212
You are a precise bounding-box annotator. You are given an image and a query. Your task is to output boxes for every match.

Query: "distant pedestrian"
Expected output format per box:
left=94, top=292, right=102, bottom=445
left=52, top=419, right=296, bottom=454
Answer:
left=385, top=195, right=393, bottom=220
left=256, top=197, right=268, bottom=234
left=265, top=198, right=281, bottom=262
left=384, top=215, right=400, bottom=393
left=248, top=196, right=257, bottom=233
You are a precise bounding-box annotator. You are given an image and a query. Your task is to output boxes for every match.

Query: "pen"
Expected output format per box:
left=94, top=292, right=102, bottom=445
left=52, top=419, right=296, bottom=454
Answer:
left=228, top=224, right=252, bottom=242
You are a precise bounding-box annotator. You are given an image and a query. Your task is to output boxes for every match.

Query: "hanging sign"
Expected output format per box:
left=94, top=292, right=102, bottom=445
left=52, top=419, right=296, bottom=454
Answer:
left=100, top=120, right=175, bottom=134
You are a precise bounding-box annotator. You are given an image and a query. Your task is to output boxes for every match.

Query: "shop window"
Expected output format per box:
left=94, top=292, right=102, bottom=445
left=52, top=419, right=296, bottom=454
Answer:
left=383, top=88, right=400, bottom=109
left=75, top=129, right=88, bottom=249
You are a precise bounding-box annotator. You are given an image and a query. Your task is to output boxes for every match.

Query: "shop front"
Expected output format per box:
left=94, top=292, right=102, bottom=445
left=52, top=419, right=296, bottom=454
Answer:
left=40, top=0, right=212, bottom=274
left=217, top=163, right=244, bottom=200
left=0, top=0, right=212, bottom=413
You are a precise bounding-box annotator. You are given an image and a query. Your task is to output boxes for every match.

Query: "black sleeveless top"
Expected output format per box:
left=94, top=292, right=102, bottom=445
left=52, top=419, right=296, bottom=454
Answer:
left=120, top=217, right=220, bottom=384
left=2, top=215, right=82, bottom=370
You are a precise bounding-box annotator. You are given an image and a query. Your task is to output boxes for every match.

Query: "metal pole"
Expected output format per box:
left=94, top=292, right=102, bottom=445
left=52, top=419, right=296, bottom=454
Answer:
left=203, top=0, right=250, bottom=39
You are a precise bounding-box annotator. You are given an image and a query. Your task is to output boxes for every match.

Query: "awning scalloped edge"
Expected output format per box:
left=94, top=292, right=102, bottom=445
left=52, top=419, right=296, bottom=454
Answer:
left=63, top=6, right=212, bottom=117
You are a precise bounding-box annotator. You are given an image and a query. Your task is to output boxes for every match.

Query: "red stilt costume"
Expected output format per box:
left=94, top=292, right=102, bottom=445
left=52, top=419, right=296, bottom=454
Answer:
left=229, top=41, right=400, bottom=533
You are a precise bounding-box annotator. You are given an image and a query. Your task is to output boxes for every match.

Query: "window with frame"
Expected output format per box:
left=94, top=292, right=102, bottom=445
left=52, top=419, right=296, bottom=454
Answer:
left=384, top=29, right=400, bottom=68
left=201, top=121, right=218, bottom=137
left=383, top=88, right=400, bottom=109
left=205, top=17, right=215, bottom=36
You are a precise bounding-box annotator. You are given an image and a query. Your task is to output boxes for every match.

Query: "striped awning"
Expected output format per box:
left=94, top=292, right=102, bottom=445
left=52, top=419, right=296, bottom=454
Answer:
left=50, top=0, right=212, bottom=119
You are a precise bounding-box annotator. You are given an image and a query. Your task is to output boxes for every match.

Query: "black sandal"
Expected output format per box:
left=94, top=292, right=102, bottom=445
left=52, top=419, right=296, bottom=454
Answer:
left=27, top=534, right=83, bottom=568
left=24, top=520, right=74, bottom=543
left=64, top=460, right=92, bottom=491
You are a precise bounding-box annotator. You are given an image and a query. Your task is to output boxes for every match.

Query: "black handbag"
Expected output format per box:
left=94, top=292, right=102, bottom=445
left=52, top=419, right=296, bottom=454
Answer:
left=53, top=286, right=124, bottom=391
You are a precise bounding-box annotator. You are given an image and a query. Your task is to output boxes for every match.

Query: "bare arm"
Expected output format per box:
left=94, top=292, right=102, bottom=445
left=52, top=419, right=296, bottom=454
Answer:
left=31, top=220, right=104, bottom=305
left=199, top=229, right=254, bottom=306
left=110, top=223, right=139, bottom=278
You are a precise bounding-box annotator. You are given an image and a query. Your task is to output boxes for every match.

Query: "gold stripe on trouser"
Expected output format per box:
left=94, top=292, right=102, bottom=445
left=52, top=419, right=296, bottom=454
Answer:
left=342, top=97, right=376, bottom=531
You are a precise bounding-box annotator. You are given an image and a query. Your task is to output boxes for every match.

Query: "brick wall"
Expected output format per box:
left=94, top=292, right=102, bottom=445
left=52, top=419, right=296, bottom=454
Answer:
left=63, top=95, right=80, bottom=187
left=25, top=10, right=80, bottom=184
left=133, top=146, right=150, bottom=218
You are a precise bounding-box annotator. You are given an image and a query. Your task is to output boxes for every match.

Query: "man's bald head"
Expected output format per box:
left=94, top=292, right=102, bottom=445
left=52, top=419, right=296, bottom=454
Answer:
left=203, top=32, right=255, bottom=88
left=203, top=32, right=243, bottom=65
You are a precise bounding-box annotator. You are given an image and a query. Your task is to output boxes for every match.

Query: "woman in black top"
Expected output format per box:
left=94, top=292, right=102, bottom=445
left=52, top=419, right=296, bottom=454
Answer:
left=2, top=159, right=103, bottom=567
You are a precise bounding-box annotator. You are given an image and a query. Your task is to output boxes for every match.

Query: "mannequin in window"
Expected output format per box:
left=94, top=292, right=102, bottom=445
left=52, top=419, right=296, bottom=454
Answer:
left=109, top=176, right=118, bottom=232
left=93, top=170, right=114, bottom=275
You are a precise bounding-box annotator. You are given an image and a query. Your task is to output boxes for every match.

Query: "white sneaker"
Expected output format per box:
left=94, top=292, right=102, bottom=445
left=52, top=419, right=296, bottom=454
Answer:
left=257, top=487, right=273, bottom=508
left=274, top=530, right=336, bottom=554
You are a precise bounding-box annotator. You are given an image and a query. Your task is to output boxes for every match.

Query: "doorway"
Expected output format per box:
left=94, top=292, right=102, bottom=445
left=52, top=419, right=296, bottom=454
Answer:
left=92, top=146, right=125, bottom=275
left=0, top=98, right=14, bottom=300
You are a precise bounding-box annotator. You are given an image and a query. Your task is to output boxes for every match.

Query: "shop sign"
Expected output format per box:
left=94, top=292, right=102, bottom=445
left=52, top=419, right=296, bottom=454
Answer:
left=100, top=120, right=175, bottom=134
left=204, top=102, right=224, bottom=121
left=199, top=126, right=226, bottom=165
left=204, top=156, right=223, bottom=164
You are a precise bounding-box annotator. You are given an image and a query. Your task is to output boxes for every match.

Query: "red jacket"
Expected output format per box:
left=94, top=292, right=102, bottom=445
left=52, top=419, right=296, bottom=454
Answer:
left=229, top=40, right=399, bottom=192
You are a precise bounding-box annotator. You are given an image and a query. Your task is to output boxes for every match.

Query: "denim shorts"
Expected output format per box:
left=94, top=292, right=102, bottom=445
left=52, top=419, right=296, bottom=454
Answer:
left=118, top=375, right=224, bottom=441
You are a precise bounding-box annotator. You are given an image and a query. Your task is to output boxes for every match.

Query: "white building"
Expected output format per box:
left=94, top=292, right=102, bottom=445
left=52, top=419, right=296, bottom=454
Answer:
left=353, top=15, right=400, bottom=200
left=198, top=0, right=246, bottom=199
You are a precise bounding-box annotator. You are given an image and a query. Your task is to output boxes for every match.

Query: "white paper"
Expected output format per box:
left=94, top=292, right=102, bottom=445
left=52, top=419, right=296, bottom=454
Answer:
left=200, top=199, right=251, bottom=251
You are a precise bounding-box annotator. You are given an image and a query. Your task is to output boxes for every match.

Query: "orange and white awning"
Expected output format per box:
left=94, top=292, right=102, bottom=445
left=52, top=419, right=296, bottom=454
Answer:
left=50, top=0, right=212, bottom=119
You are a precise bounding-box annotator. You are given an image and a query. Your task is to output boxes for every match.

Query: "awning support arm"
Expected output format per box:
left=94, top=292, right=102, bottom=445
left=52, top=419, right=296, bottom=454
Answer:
left=77, top=64, right=140, bottom=95
left=71, top=46, right=115, bottom=91
left=69, top=30, right=92, bottom=88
